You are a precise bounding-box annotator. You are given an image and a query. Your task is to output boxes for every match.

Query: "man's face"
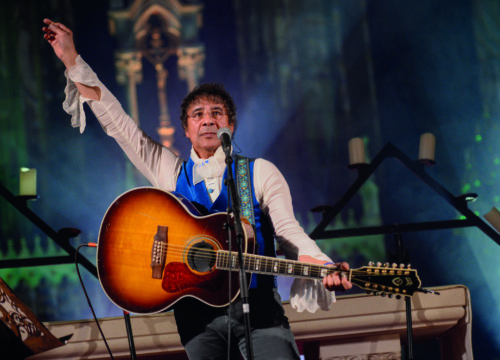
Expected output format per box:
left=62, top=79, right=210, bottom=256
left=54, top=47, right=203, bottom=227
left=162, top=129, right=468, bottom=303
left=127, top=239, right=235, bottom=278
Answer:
left=184, top=97, right=234, bottom=159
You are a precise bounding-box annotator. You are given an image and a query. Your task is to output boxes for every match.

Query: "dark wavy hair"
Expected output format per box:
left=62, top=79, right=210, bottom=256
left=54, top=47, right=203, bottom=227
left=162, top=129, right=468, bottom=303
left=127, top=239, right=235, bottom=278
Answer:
left=180, top=83, right=238, bottom=135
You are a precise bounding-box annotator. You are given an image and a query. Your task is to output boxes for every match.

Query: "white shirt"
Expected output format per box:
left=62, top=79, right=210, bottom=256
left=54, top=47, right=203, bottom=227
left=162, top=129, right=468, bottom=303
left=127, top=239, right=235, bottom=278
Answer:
left=64, top=55, right=335, bottom=312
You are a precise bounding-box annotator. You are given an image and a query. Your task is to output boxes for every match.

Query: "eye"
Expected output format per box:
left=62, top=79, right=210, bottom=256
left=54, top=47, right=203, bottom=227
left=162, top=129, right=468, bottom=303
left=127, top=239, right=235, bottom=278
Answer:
left=212, top=109, right=224, bottom=118
left=190, top=111, right=203, bottom=119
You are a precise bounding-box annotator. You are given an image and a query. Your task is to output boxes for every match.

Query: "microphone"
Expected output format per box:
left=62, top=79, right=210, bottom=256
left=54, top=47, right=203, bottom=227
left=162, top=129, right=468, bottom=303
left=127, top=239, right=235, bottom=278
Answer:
left=217, top=127, right=232, bottom=153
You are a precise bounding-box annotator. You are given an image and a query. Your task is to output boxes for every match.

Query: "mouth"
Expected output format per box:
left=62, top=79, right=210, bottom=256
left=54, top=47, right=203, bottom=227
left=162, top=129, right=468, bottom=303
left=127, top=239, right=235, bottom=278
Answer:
left=199, top=131, right=217, bottom=137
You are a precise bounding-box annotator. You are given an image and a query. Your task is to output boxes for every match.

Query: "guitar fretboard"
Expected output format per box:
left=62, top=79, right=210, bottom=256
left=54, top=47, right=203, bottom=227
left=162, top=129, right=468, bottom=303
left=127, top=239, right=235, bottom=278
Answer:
left=216, top=250, right=342, bottom=279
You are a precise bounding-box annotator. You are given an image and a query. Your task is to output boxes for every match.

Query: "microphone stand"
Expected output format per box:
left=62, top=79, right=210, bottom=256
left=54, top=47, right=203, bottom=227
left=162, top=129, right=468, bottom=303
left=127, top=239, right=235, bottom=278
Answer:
left=222, top=146, right=254, bottom=360
left=389, top=233, right=414, bottom=360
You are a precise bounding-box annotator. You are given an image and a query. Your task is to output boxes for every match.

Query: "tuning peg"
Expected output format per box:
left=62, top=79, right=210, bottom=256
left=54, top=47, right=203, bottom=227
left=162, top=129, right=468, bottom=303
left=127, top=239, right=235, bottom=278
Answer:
left=399, top=263, right=405, bottom=269
left=383, top=262, right=389, bottom=268
left=392, top=263, right=397, bottom=268
left=368, top=261, right=374, bottom=266
left=407, top=264, right=412, bottom=269
left=377, top=262, right=382, bottom=267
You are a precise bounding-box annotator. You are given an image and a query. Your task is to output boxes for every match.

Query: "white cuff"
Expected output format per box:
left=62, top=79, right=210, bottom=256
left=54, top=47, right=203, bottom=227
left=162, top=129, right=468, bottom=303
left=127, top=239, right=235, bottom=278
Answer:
left=62, top=55, right=99, bottom=133
left=289, top=278, right=335, bottom=313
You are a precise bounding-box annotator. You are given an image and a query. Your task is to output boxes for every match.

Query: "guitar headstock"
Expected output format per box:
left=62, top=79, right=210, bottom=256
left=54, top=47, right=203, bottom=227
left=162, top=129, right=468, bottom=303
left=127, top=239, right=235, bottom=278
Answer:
left=351, top=262, right=421, bottom=298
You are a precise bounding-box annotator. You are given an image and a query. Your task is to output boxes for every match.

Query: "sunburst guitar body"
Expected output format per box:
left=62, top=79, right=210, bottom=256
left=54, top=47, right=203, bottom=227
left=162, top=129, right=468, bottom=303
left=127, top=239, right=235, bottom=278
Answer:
left=97, top=187, right=421, bottom=314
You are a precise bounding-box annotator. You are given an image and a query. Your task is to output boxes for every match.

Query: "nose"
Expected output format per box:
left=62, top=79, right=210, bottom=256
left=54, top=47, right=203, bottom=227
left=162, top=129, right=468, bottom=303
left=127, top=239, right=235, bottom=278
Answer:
left=201, top=112, right=215, bottom=126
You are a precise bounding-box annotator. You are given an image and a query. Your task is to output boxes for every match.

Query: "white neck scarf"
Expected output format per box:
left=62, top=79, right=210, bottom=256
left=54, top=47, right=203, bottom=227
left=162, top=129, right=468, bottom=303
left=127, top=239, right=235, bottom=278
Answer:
left=191, top=146, right=228, bottom=185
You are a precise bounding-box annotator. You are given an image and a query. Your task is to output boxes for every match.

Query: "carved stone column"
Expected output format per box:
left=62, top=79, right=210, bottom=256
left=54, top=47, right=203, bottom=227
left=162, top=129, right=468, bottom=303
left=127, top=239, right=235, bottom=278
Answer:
left=115, top=51, right=143, bottom=124
left=155, top=62, right=176, bottom=148
left=178, top=45, right=205, bottom=91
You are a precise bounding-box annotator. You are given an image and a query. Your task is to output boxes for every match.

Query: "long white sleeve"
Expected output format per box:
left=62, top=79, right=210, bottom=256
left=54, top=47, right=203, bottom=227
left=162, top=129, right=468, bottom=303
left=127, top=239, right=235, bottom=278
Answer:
left=253, top=159, right=329, bottom=260
left=63, top=56, right=182, bottom=190
left=253, top=159, right=335, bottom=312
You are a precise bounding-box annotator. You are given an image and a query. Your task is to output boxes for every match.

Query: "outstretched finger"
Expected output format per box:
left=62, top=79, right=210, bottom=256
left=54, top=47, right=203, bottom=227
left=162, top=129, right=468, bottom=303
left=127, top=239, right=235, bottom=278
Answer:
left=44, top=20, right=66, bottom=36
left=47, top=21, right=72, bottom=37
left=341, top=274, right=353, bottom=290
left=55, top=22, right=72, bottom=33
left=337, top=261, right=350, bottom=271
left=43, top=33, right=55, bottom=41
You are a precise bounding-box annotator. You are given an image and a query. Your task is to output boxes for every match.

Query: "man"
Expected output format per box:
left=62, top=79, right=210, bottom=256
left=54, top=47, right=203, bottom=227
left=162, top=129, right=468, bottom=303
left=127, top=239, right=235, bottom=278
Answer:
left=43, top=18, right=352, bottom=360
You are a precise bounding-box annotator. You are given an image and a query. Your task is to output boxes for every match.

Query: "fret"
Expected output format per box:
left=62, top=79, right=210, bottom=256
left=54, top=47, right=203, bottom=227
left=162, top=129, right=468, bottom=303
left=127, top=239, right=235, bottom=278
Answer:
left=263, top=257, right=271, bottom=273
left=216, top=250, right=331, bottom=280
left=216, top=251, right=221, bottom=268
left=302, top=265, right=309, bottom=276
left=268, top=258, right=274, bottom=273
left=216, top=251, right=224, bottom=269
left=245, top=254, right=252, bottom=271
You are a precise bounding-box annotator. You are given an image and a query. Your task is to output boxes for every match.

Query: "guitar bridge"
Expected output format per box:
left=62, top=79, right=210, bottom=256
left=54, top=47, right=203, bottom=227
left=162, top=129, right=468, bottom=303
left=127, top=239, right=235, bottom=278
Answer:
left=151, top=225, right=168, bottom=279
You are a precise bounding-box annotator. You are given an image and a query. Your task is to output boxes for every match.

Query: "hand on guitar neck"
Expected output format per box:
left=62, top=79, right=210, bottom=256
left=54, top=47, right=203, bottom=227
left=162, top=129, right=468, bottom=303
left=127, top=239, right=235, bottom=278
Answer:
left=298, top=255, right=352, bottom=292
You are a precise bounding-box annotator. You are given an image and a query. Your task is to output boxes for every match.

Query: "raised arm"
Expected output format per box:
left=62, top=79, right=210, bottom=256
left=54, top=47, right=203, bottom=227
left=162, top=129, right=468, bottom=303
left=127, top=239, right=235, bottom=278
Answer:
left=42, top=18, right=182, bottom=190
left=42, top=18, right=100, bottom=101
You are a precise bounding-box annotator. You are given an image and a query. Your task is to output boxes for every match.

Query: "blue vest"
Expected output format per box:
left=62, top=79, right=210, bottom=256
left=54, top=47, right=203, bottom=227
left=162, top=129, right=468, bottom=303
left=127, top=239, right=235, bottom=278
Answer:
left=175, top=155, right=277, bottom=289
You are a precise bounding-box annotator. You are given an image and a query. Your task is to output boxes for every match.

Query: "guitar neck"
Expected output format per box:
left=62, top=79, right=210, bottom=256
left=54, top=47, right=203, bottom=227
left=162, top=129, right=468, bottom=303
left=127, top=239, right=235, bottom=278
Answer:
left=216, top=250, right=347, bottom=280
left=216, top=250, right=421, bottom=298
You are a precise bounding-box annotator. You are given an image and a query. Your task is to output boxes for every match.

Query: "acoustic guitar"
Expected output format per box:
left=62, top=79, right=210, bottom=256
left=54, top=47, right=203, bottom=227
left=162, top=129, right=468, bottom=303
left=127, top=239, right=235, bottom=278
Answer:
left=97, top=187, right=421, bottom=314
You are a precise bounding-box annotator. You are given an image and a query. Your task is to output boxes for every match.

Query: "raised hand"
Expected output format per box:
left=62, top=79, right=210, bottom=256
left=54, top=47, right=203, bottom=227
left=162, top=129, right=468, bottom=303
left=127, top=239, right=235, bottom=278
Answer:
left=42, top=18, right=101, bottom=101
left=42, top=18, right=78, bottom=68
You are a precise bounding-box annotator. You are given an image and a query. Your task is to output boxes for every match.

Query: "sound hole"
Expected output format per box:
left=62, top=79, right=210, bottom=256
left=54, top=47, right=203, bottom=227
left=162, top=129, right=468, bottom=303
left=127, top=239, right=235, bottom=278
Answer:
left=187, top=241, right=216, bottom=273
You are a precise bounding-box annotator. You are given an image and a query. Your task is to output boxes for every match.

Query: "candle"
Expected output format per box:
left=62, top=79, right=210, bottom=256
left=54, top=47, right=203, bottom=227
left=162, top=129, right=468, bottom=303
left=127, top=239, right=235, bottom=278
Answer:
left=19, top=168, right=37, bottom=196
left=348, top=137, right=365, bottom=165
left=418, top=133, right=436, bottom=162
left=484, top=207, right=500, bottom=233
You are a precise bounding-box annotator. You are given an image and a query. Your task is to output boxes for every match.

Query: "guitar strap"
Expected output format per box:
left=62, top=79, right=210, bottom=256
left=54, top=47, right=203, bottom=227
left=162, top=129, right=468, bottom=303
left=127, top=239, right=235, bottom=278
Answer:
left=235, top=154, right=255, bottom=226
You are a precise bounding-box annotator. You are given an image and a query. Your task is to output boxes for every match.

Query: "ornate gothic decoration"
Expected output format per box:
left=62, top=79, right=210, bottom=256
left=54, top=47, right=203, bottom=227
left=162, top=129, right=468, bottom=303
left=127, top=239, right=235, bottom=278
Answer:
left=109, top=0, right=204, bottom=152
left=0, top=278, right=63, bottom=355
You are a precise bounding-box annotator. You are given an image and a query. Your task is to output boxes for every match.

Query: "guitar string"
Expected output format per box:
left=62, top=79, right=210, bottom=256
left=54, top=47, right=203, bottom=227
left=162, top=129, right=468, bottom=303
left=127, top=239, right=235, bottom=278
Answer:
left=150, top=242, right=413, bottom=279
left=151, top=243, right=417, bottom=293
left=152, top=242, right=343, bottom=278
